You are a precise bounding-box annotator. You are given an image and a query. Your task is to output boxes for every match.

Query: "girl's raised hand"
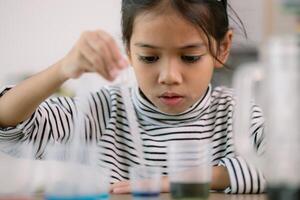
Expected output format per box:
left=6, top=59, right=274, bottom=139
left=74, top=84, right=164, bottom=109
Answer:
left=59, top=30, right=128, bottom=81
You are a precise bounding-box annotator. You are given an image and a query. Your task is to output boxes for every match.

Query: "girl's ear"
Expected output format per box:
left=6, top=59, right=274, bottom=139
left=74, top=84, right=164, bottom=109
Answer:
left=215, top=30, right=233, bottom=68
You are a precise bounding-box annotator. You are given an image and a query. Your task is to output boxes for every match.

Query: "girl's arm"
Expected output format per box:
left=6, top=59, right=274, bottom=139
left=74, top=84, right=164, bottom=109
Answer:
left=0, top=30, right=127, bottom=127
left=218, top=105, right=266, bottom=194
left=0, top=62, right=67, bottom=127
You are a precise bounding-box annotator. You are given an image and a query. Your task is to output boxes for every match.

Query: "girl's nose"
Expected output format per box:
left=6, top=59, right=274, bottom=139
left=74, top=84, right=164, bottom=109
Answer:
left=158, top=61, right=182, bottom=85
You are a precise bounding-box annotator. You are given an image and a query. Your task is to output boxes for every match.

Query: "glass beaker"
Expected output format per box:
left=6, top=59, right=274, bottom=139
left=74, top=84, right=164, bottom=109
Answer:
left=130, top=165, right=161, bottom=200
left=44, top=144, right=110, bottom=200
left=0, top=143, right=35, bottom=199
left=233, top=35, right=300, bottom=199
left=168, top=140, right=212, bottom=200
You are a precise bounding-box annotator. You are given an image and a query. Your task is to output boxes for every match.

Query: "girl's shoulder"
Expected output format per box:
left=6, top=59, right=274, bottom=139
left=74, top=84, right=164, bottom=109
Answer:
left=210, top=86, right=264, bottom=117
left=0, top=85, right=14, bottom=98
left=101, top=85, right=122, bottom=97
left=210, top=86, right=236, bottom=104
left=92, top=84, right=130, bottom=103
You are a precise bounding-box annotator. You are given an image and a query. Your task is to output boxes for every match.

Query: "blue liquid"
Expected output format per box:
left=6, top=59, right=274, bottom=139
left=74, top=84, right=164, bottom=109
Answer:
left=45, top=193, right=109, bottom=200
left=132, top=191, right=160, bottom=198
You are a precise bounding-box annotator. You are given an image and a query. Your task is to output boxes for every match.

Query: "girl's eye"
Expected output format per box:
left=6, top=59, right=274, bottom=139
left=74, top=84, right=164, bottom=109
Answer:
left=181, top=55, right=202, bottom=63
left=138, top=56, right=159, bottom=64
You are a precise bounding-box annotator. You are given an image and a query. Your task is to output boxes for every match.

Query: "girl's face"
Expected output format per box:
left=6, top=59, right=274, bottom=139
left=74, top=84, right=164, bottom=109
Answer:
left=128, top=8, right=232, bottom=114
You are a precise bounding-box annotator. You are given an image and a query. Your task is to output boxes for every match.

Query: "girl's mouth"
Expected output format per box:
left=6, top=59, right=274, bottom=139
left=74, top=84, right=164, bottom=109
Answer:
left=159, top=92, right=184, bottom=106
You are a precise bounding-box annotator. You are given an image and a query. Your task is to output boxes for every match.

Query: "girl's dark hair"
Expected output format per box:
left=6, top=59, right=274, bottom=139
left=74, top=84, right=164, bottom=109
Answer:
left=121, top=0, right=246, bottom=62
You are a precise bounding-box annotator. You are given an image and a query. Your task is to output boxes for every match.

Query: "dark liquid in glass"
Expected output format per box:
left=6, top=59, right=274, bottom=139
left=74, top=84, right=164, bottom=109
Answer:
left=268, top=185, right=300, bottom=200
left=170, top=182, right=210, bottom=200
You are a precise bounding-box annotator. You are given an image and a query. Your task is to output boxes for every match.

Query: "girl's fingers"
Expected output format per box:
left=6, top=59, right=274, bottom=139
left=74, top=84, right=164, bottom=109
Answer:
left=83, top=31, right=123, bottom=80
left=110, top=182, right=131, bottom=194
left=95, top=31, right=128, bottom=79
left=109, top=177, right=169, bottom=194
left=161, top=176, right=170, bottom=192
left=61, top=30, right=126, bottom=80
left=78, top=36, right=100, bottom=68
left=110, top=180, right=130, bottom=189
left=0, top=198, right=31, bottom=200
left=112, top=185, right=131, bottom=194
left=111, top=180, right=129, bottom=186
left=85, top=32, right=116, bottom=77
left=94, top=32, right=120, bottom=69
left=97, top=30, right=128, bottom=69
left=79, top=38, right=113, bottom=80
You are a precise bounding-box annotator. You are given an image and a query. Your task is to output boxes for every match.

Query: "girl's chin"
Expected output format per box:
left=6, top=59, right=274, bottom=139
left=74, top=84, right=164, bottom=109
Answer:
left=157, top=104, right=190, bottom=115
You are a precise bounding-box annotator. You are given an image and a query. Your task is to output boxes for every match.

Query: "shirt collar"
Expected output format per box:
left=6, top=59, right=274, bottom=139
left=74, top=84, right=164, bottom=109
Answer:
left=132, top=85, right=212, bottom=126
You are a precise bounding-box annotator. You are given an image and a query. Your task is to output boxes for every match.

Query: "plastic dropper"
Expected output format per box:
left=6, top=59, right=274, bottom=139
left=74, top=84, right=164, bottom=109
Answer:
left=119, top=69, right=146, bottom=166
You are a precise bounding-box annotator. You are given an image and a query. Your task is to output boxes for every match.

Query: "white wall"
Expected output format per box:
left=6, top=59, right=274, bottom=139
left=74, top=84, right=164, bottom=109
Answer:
left=0, top=0, right=123, bottom=94
left=0, top=0, right=264, bottom=93
left=229, top=0, right=264, bottom=49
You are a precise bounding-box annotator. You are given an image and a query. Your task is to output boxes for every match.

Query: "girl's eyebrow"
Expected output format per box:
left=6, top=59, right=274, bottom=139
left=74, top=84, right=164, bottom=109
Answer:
left=179, top=43, right=206, bottom=50
left=134, top=42, right=206, bottom=50
left=134, top=43, right=161, bottom=49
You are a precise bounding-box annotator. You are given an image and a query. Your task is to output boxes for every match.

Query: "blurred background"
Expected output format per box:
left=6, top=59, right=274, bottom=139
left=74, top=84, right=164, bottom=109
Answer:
left=0, top=0, right=298, bottom=95
left=0, top=1, right=299, bottom=197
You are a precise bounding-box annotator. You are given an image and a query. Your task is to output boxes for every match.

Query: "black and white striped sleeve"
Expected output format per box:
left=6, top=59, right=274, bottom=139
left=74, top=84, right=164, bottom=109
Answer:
left=0, top=86, right=113, bottom=157
left=219, top=156, right=266, bottom=194
left=219, top=105, right=266, bottom=194
left=0, top=86, right=109, bottom=157
left=0, top=88, right=77, bottom=156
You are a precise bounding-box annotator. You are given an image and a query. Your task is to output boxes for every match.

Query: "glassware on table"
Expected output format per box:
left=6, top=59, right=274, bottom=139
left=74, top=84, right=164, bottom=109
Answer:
left=233, top=35, right=300, bottom=199
left=44, top=144, right=110, bottom=200
left=168, top=140, right=212, bottom=200
left=0, top=143, right=35, bottom=200
left=130, top=165, right=161, bottom=200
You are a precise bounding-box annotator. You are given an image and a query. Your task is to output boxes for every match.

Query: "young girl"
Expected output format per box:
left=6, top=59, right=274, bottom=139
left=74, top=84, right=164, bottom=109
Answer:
left=0, top=0, right=265, bottom=194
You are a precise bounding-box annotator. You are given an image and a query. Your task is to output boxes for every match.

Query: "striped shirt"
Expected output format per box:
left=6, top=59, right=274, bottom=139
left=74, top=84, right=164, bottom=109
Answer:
left=0, top=84, right=266, bottom=194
